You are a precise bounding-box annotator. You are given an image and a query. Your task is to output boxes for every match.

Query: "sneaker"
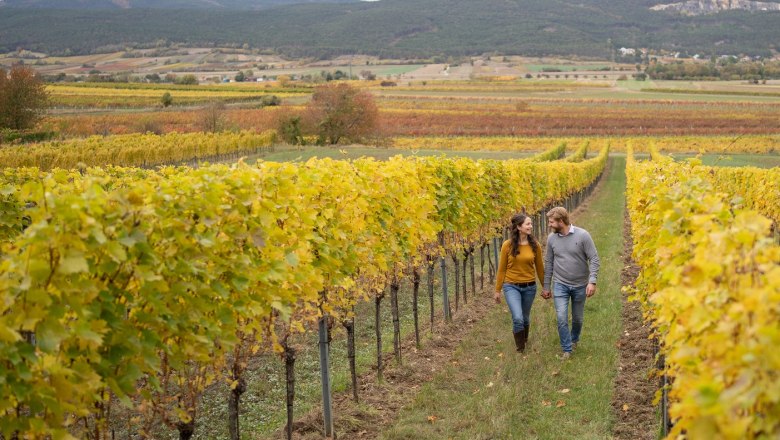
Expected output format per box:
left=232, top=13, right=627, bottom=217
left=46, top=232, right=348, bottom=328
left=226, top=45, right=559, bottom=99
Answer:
left=558, top=352, right=571, bottom=361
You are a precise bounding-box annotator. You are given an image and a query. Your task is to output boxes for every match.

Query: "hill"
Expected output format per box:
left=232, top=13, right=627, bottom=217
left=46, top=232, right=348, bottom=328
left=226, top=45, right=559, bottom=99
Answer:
left=0, top=0, right=358, bottom=9
left=0, top=0, right=778, bottom=58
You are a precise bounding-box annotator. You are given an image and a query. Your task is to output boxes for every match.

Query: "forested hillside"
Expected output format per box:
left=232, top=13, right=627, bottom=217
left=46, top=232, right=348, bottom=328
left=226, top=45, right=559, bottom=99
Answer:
left=0, top=0, right=358, bottom=9
left=1, top=0, right=778, bottom=58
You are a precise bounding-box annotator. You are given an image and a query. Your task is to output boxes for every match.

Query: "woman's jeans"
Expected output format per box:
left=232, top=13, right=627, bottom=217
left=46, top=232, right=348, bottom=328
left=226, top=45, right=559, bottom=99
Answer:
left=553, top=282, right=587, bottom=353
left=502, top=283, right=536, bottom=333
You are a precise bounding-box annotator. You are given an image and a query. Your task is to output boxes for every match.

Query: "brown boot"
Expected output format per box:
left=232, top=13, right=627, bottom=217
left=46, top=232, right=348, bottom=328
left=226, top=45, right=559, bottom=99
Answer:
left=513, top=331, right=526, bottom=352
left=522, top=325, right=530, bottom=348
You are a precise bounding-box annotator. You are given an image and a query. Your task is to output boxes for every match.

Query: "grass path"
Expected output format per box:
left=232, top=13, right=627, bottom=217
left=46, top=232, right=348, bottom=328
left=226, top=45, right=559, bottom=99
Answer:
left=381, top=157, right=627, bottom=439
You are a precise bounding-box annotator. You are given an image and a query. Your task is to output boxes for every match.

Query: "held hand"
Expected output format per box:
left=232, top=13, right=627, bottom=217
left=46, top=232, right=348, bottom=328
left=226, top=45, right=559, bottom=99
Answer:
left=586, top=283, right=596, bottom=298
left=494, top=292, right=501, bottom=304
left=542, top=289, right=551, bottom=300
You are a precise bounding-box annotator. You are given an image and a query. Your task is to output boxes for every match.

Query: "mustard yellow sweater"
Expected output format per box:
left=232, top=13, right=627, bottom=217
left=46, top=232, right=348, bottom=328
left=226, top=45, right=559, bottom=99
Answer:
left=495, top=239, right=544, bottom=292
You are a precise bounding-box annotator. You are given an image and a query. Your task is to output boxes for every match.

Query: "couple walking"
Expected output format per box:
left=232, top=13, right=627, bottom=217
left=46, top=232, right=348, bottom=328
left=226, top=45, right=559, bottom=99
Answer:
left=493, top=207, right=600, bottom=359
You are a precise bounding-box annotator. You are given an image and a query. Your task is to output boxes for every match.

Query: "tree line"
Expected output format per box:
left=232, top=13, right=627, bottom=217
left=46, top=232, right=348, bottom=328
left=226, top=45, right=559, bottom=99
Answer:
left=646, top=59, right=780, bottom=81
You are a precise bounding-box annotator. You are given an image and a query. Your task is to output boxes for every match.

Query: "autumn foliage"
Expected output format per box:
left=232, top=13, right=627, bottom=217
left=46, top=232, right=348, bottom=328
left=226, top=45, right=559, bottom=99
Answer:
left=306, top=83, right=378, bottom=145
left=0, top=65, right=49, bottom=131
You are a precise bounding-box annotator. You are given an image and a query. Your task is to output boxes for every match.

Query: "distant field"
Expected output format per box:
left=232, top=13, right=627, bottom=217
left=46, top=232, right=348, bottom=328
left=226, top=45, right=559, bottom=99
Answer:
left=524, top=64, right=612, bottom=72
left=671, top=153, right=780, bottom=168
left=239, top=146, right=537, bottom=163
left=642, top=79, right=780, bottom=92
left=45, top=82, right=307, bottom=108
left=370, top=64, right=426, bottom=76
left=568, top=87, right=780, bottom=103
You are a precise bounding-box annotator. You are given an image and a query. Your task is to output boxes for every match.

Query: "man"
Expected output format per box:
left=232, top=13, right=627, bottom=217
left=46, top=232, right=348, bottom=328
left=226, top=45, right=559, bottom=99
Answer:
left=542, top=206, right=600, bottom=360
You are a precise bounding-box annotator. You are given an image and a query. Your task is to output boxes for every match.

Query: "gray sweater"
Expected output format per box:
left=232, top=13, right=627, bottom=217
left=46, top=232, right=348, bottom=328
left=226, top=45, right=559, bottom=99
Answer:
left=543, top=225, right=600, bottom=288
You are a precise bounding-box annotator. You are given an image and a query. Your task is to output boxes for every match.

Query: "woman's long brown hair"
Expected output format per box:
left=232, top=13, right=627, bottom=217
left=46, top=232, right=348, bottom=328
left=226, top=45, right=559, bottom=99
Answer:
left=510, top=213, right=540, bottom=257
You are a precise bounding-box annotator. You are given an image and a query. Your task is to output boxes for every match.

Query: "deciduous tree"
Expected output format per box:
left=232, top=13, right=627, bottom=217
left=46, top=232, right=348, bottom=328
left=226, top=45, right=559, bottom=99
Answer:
left=198, top=101, right=228, bottom=133
left=0, top=65, right=49, bottom=130
left=161, top=92, right=173, bottom=107
left=306, top=83, right=377, bottom=145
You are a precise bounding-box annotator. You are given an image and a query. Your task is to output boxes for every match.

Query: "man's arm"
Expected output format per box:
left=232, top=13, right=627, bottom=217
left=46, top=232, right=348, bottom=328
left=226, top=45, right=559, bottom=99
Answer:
left=584, top=231, right=600, bottom=297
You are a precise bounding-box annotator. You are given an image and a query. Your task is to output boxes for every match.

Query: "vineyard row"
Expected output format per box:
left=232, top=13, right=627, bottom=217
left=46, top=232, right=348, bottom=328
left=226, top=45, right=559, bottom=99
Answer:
left=0, top=150, right=607, bottom=438
left=626, top=147, right=780, bottom=439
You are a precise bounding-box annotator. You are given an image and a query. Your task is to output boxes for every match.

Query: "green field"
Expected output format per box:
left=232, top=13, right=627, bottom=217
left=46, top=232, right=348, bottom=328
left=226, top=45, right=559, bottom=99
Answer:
left=573, top=89, right=780, bottom=103
left=374, top=80, right=780, bottom=103
left=671, top=153, right=780, bottom=168
left=371, top=64, right=426, bottom=76
left=524, top=64, right=612, bottom=72
left=241, top=146, right=538, bottom=163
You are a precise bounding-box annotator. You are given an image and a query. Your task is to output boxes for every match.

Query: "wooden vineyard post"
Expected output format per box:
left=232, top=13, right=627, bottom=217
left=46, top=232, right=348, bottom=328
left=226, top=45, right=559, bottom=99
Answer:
left=469, top=247, right=476, bottom=297
left=479, top=243, right=485, bottom=290
left=452, top=253, right=460, bottom=312
left=412, top=268, right=421, bottom=348
left=390, top=276, right=402, bottom=364
left=461, top=248, right=468, bottom=305
left=318, top=316, right=334, bottom=437
left=282, top=339, right=296, bottom=440
left=439, top=232, right=452, bottom=322
left=343, top=317, right=358, bottom=402
left=493, top=236, right=500, bottom=277
left=427, top=256, right=436, bottom=331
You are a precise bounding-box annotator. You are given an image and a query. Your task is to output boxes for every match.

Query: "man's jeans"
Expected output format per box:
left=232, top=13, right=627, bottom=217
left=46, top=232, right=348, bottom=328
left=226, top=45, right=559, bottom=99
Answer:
left=502, top=283, right=536, bottom=333
left=553, top=282, right=587, bottom=353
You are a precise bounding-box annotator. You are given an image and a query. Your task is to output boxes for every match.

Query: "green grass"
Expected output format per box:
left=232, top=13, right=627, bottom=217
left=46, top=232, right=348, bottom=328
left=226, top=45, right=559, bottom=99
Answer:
left=618, top=79, right=658, bottom=90
left=371, top=64, right=426, bottom=76
left=566, top=88, right=779, bottom=103
left=670, top=153, right=780, bottom=168
left=242, top=145, right=536, bottom=162
left=381, top=157, right=627, bottom=439
left=524, top=64, right=612, bottom=73
left=641, top=88, right=780, bottom=98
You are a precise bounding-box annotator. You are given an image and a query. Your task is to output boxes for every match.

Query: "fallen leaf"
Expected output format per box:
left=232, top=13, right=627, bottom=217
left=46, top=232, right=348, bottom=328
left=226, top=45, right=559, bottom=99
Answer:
left=551, top=370, right=560, bottom=377
left=486, top=382, right=494, bottom=388
left=498, top=353, right=504, bottom=358
left=427, top=415, right=438, bottom=423
left=559, top=388, right=571, bottom=394
left=484, top=357, right=491, bottom=360
left=556, top=400, right=566, bottom=408
left=542, top=400, right=552, bottom=407
left=622, top=404, right=630, bottom=412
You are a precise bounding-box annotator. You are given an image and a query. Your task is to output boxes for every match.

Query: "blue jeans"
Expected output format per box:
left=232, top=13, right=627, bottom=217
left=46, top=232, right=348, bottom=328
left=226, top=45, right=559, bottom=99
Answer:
left=553, top=282, right=587, bottom=353
left=502, top=283, right=537, bottom=333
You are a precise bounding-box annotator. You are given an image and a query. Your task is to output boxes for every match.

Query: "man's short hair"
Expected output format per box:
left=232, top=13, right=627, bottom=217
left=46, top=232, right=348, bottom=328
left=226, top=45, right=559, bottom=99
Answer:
left=546, top=206, right=570, bottom=225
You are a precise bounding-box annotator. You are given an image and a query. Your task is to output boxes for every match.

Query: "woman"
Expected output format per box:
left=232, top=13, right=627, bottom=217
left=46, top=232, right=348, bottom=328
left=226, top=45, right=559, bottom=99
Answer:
left=494, top=213, right=544, bottom=353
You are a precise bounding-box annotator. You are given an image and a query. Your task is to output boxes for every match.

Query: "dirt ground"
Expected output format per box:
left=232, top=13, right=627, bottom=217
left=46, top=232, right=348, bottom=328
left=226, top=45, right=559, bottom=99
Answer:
left=610, top=212, right=658, bottom=440
left=278, top=288, right=498, bottom=439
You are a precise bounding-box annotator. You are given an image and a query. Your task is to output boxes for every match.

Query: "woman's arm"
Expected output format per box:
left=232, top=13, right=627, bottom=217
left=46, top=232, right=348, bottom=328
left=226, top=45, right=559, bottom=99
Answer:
left=494, top=241, right=509, bottom=298
left=534, top=247, right=545, bottom=288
